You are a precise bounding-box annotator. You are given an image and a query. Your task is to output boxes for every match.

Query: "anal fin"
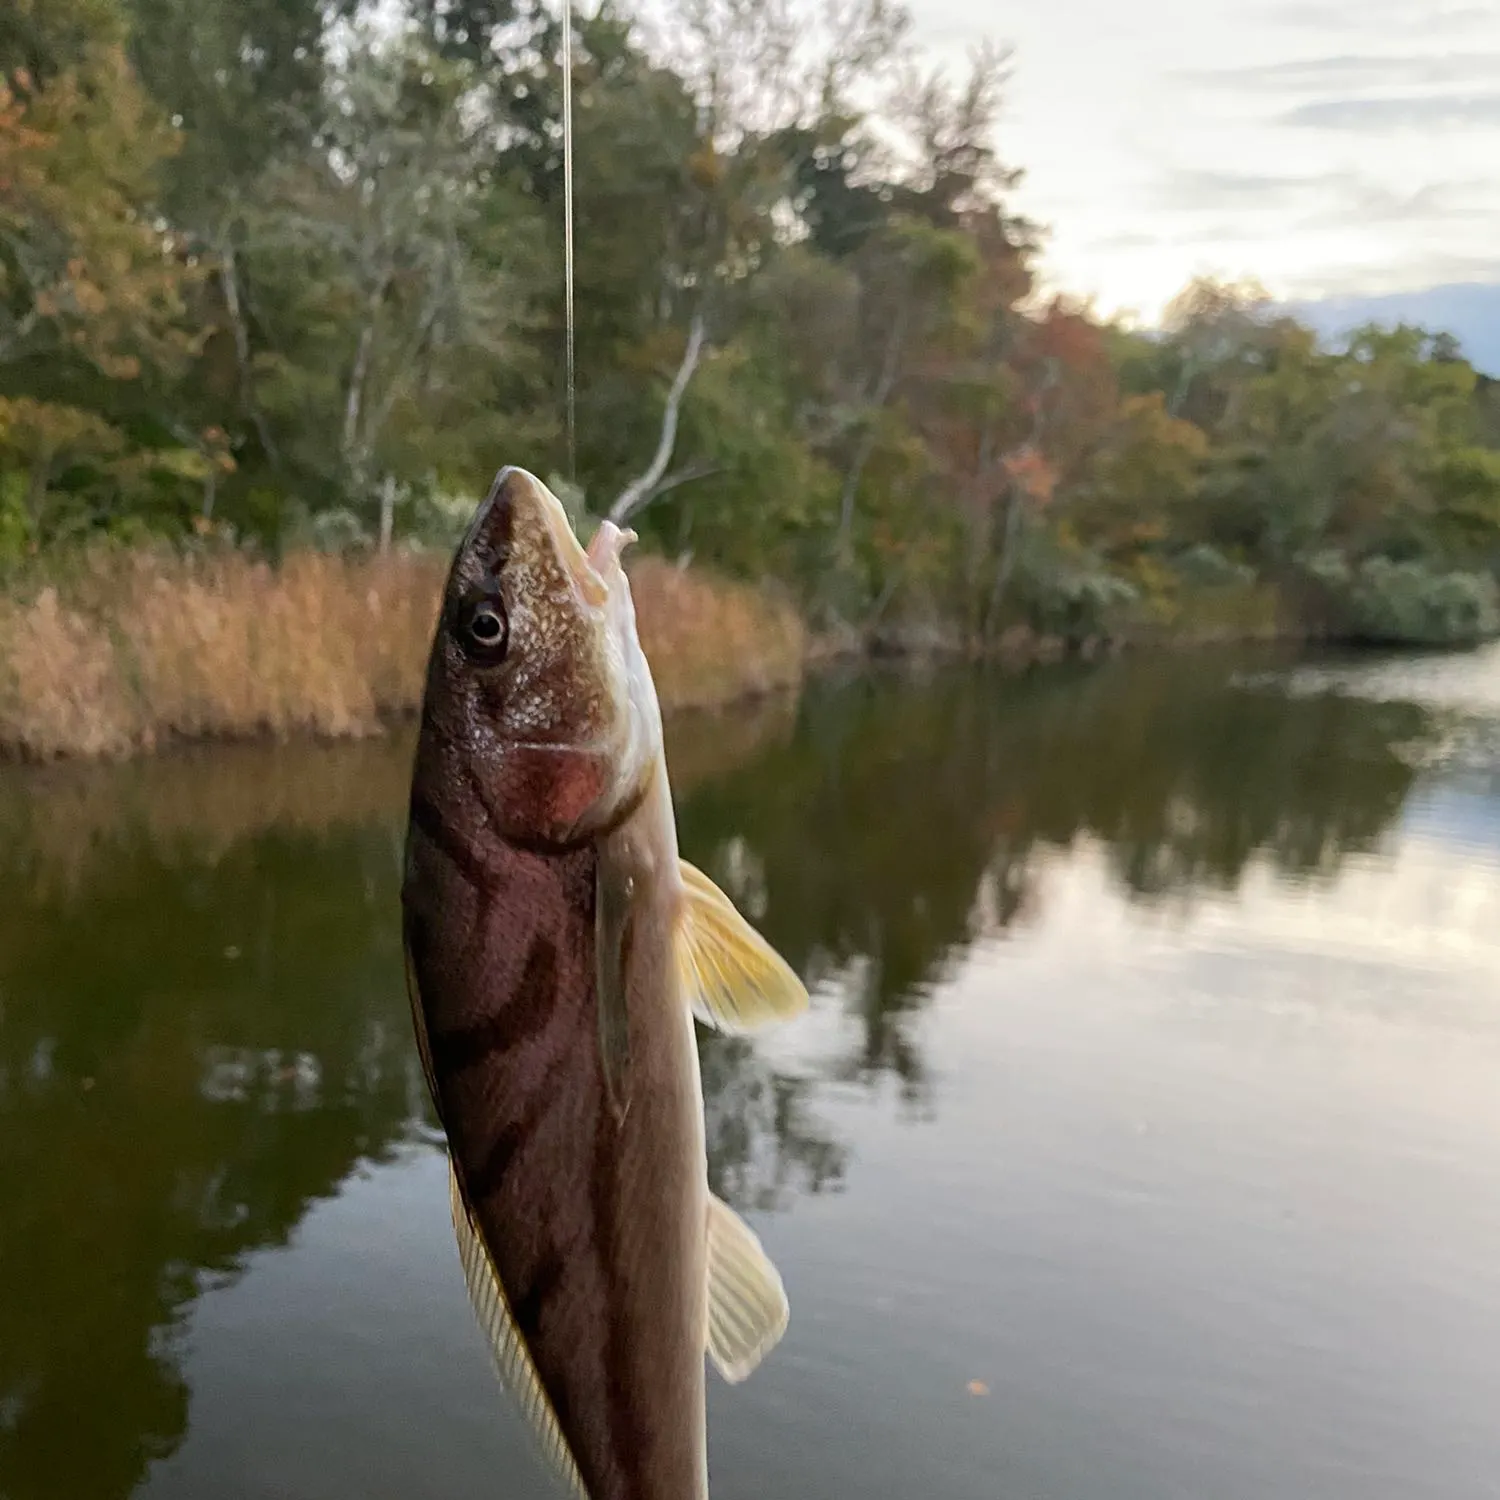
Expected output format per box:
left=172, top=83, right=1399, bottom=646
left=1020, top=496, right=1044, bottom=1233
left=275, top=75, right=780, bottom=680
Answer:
left=448, top=1161, right=589, bottom=1498
left=706, top=1193, right=790, bottom=1384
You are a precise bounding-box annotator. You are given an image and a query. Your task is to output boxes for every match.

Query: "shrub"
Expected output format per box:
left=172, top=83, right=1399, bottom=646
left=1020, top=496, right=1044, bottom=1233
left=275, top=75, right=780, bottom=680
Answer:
left=1344, top=557, right=1500, bottom=646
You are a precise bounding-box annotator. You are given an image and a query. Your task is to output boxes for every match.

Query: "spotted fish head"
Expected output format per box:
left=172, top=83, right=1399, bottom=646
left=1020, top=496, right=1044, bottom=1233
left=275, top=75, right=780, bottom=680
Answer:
left=418, top=467, right=653, bottom=845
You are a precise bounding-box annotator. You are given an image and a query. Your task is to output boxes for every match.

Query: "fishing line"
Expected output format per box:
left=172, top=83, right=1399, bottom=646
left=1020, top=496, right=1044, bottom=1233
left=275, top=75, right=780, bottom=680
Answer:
left=561, top=0, right=577, bottom=483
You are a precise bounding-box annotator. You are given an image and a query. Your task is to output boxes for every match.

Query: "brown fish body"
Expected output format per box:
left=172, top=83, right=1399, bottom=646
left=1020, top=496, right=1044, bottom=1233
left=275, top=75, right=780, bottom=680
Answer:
left=402, top=469, right=806, bottom=1500
left=405, top=756, right=708, bottom=1500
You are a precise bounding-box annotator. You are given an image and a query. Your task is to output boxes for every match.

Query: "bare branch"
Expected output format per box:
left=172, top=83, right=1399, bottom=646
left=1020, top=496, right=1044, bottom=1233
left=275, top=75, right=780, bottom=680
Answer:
left=837, top=300, right=909, bottom=550
left=363, top=269, right=450, bottom=456
left=609, top=314, right=708, bottom=525
left=341, top=273, right=391, bottom=477
left=215, top=239, right=281, bottom=468
left=651, top=462, right=722, bottom=497
left=0, top=307, right=40, bottom=365
left=378, top=474, right=397, bottom=554
left=613, top=461, right=723, bottom=525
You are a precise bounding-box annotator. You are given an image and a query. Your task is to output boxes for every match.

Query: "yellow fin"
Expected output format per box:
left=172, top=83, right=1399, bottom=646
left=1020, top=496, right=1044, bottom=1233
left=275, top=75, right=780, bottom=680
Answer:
left=705, top=1194, right=790, bottom=1384
left=448, top=1162, right=590, bottom=1499
left=676, top=860, right=808, bottom=1035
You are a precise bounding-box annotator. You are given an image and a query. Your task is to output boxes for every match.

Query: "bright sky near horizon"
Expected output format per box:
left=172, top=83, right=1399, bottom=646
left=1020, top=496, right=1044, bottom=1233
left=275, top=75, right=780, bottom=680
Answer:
left=906, top=0, right=1500, bottom=324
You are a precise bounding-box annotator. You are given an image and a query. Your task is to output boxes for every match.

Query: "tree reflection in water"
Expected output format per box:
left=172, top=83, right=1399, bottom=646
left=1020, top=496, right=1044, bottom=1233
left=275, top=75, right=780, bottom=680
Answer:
left=0, top=649, right=1435, bottom=1496
left=676, top=655, right=1426, bottom=1103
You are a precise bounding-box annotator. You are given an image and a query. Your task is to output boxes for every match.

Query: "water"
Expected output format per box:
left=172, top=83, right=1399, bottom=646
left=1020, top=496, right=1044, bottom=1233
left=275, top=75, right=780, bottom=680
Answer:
left=3, top=645, right=1500, bottom=1500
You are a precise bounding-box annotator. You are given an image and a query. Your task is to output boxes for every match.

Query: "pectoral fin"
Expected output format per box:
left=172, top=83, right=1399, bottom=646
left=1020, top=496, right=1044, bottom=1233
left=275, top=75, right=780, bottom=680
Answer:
left=595, top=855, right=635, bottom=1122
left=676, top=860, right=809, bottom=1035
left=448, top=1162, right=588, bottom=1498
left=705, top=1194, right=790, bottom=1384
left=402, top=927, right=441, bottom=1123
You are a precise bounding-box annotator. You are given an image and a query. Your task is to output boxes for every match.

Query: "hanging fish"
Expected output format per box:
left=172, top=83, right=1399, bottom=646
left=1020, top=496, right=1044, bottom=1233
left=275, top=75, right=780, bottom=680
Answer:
left=401, top=467, right=808, bottom=1500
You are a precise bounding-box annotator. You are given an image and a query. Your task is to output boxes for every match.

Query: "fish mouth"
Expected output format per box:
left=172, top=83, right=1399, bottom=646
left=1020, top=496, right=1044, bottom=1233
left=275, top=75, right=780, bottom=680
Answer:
left=492, top=466, right=608, bottom=609
left=586, top=519, right=638, bottom=583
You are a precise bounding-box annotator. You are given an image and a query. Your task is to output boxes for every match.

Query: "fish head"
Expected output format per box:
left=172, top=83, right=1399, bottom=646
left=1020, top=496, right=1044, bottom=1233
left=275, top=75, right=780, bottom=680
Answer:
left=418, top=467, right=657, bottom=845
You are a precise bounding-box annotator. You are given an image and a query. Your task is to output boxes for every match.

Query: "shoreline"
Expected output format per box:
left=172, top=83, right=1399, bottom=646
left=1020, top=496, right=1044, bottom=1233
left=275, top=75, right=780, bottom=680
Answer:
left=0, top=547, right=805, bottom=763
left=0, top=545, right=1485, bottom=766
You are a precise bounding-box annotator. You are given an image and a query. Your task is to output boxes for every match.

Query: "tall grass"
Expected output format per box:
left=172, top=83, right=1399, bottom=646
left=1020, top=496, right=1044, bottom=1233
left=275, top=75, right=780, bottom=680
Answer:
left=626, top=556, right=805, bottom=709
left=0, top=545, right=807, bottom=760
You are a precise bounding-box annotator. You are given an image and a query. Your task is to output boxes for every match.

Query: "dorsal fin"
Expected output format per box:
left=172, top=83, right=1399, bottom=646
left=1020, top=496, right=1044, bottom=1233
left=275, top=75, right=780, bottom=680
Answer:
left=448, top=1162, right=590, bottom=1499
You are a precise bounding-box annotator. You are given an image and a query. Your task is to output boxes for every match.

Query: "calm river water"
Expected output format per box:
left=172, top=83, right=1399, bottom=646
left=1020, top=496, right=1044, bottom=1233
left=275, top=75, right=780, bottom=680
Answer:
left=3, top=646, right=1500, bottom=1500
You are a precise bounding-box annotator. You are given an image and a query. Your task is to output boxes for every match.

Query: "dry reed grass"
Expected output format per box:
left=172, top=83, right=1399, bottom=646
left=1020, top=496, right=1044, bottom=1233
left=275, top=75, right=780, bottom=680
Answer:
left=0, top=545, right=806, bottom=760
left=626, top=555, right=805, bottom=709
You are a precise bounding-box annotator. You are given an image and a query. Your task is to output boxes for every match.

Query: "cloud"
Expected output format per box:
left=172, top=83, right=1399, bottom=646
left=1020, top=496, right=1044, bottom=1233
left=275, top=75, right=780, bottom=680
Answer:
left=1149, top=169, right=1489, bottom=220
left=1152, top=169, right=1339, bottom=213
left=1141, top=169, right=1498, bottom=263
left=1282, top=92, right=1500, bottom=129
left=1258, top=1, right=1494, bottom=35
left=1309, top=177, right=1489, bottom=223
left=1279, top=258, right=1500, bottom=303
left=1178, top=53, right=1500, bottom=93
left=1085, top=231, right=1166, bottom=252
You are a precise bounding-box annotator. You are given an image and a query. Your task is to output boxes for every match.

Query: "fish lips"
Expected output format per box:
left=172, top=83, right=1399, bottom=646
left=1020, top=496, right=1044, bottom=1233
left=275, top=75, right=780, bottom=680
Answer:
left=464, top=466, right=609, bottom=609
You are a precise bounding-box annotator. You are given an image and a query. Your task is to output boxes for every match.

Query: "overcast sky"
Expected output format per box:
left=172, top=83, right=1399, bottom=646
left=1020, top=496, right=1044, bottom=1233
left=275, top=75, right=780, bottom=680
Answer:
left=905, top=0, right=1500, bottom=323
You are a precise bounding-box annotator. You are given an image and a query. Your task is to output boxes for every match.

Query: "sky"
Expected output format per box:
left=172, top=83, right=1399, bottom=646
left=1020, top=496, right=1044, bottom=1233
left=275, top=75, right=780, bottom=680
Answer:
left=905, top=0, right=1500, bottom=325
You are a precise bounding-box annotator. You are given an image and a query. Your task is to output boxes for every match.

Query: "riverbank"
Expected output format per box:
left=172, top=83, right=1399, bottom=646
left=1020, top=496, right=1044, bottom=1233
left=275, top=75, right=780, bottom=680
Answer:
left=0, top=547, right=805, bottom=760
left=0, top=543, right=1483, bottom=764
left=861, top=576, right=1297, bottom=665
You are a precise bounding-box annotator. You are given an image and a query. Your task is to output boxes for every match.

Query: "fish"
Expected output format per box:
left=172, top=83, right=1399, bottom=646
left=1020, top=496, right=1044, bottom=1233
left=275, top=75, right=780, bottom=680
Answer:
left=400, top=466, right=809, bottom=1500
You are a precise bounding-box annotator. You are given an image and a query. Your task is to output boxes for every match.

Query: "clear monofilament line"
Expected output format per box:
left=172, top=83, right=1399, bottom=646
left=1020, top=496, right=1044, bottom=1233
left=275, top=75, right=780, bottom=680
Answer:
left=561, top=0, right=577, bottom=483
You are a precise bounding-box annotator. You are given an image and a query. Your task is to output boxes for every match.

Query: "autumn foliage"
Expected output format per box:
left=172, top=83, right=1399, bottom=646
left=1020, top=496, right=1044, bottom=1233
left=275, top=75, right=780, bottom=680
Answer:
left=3, top=0, right=1500, bottom=760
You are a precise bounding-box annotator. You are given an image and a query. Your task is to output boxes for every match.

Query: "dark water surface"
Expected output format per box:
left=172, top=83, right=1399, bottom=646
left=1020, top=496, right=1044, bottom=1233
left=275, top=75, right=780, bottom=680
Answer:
left=4, top=647, right=1500, bottom=1500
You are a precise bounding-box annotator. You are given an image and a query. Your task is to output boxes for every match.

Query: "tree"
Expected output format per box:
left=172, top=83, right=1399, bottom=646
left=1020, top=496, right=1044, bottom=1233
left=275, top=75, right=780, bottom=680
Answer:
left=661, top=0, right=911, bottom=145
left=122, top=0, right=329, bottom=217
left=1074, top=392, right=1209, bottom=563
left=0, top=43, right=203, bottom=540
left=0, top=0, right=125, bottom=84
left=1428, top=447, right=1500, bottom=563
left=0, top=53, right=187, bottom=380
left=242, top=30, right=549, bottom=541
left=2, top=0, right=1499, bottom=652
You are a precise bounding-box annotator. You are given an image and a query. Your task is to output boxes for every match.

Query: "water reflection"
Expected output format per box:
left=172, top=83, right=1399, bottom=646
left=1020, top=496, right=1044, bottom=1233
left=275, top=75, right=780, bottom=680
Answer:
left=680, top=656, right=1428, bottom=1104
left=0, top=700, right=806, bottom=1499
left=701, top=1037, right=848, bottom=1211
left=0, top=648, right=1470, bottom=1498
left=0, top=821, right=425, bottom=1498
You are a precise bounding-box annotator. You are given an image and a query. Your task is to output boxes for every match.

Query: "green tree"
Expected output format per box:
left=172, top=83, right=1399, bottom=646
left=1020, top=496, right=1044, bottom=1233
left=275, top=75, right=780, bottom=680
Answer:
left=241, top=30, right=550, bottom=544
left=0, top=0, right=125, bottom=83
left=0, top=42, right=203, bottom=542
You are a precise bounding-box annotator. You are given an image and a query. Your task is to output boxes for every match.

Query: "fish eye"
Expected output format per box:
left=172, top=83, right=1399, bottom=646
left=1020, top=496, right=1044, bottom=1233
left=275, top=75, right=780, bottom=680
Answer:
left=456, top=595, right=509, bottom=661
